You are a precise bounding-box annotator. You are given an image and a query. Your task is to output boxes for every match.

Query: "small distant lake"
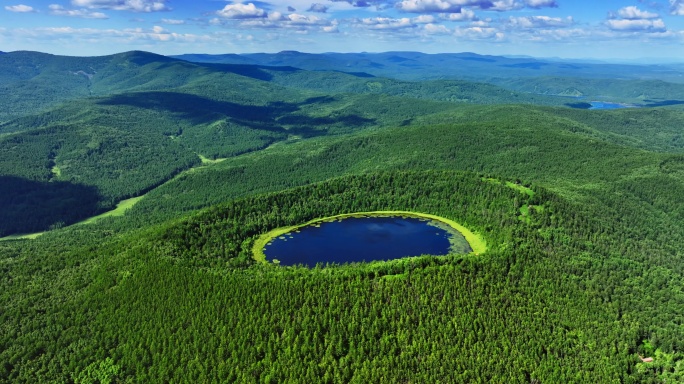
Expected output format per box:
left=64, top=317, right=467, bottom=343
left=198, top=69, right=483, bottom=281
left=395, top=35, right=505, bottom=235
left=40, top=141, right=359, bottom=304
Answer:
left=589, top=101, right=635, bottom=110
left=263, top=216, right=472, bottom=267
left=566, top=101, right=639, bottom=110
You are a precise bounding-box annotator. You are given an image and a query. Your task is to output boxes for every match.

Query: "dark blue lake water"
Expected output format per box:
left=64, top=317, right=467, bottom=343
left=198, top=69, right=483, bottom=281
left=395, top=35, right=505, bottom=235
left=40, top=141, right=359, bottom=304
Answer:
left=589, top=102, right=633, bottom=110
left=263, top=216, right=472, bottom=267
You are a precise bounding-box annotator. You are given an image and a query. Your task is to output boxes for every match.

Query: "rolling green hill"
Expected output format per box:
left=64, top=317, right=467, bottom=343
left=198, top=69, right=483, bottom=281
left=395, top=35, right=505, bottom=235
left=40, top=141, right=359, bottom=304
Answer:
left=1, top=50, right=584, bottom=125
left=0, top=87, right=457, bottom=236
left=2, top=51, right=684, bottom=383
left=176, top=51, right=684, bottom=105
left=0, top=50, right=597, bottom=236
left=493, top=76, right=684, bottom=106
left=247, top=67, right=571, bottom=106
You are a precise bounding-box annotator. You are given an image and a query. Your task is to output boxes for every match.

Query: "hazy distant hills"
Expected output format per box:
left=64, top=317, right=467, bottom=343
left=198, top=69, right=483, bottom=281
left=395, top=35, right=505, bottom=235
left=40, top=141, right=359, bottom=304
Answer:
left=0, top=50, right=576, bottom=123
left=174, top=50, right=684, bottom=106
left=4, top=50, right=684, bottom=125
left=492, top=77, right=684, bottom=106
left=173, top=50, right=684, bottom=83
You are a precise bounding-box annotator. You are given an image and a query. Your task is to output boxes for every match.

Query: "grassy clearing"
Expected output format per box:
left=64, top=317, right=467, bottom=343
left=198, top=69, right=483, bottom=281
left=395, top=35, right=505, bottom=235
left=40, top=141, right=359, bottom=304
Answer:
left=505, top=181, right=534, bottom=197
left=0, top=232, right=45, bottom=241
left=78, top=196, right=144, bottom=225
left=483, top=177, right=534, bottom=197
left=519, top=204, right=545, bottom=224
left=252, top=210, right=487, bottom=264
left=1, top=195, right=147, bottom=240
left=198, top=154, right=228, bottom=165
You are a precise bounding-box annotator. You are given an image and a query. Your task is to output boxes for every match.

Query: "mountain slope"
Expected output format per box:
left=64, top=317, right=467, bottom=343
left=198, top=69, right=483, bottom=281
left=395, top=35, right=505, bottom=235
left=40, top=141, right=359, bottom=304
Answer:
left=2, top=50, right=586, bottom=125
left=0, top=74, right=464, bottom=236
left=175, top=51, right=684, bottom=105
left=0, top=50, right=299, bottom=122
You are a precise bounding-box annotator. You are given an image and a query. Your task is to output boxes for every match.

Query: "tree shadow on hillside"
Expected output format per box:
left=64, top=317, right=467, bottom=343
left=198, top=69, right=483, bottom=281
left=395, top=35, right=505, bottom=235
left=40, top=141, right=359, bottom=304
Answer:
left=99, top=92, right=375, bottom=137
left=502, top=62, right=548, bottom=70
left=201, top=63, right=302, bottom=81
left=0, top=176, right=102, bottom=237
left=642, top=100, right=684, bottom=108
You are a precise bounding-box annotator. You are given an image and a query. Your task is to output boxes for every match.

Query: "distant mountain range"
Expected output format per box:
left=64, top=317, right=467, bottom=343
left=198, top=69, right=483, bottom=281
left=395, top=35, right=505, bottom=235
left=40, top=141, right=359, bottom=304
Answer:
left=0, top=50, right=574, bottom=124
left=3, top=49, right=684, bottom=126
left=172, top=50, right=684, bottom=83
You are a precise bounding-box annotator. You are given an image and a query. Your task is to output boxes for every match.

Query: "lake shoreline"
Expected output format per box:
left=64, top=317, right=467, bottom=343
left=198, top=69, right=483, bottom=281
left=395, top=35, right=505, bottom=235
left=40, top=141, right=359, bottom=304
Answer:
left=251, top=210, right=487, bottom=265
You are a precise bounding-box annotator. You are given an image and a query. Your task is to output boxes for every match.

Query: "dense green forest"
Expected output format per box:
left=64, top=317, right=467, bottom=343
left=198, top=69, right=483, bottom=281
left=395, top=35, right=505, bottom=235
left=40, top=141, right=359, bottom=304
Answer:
left=2, top=50, right=684, bottom=382
left=2, top=171, right=684, bottom=382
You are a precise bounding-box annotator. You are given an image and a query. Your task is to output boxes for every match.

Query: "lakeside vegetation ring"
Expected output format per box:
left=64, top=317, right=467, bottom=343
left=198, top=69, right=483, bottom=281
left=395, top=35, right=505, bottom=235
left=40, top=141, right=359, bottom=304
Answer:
left=252, top=210, right=487, bottom=264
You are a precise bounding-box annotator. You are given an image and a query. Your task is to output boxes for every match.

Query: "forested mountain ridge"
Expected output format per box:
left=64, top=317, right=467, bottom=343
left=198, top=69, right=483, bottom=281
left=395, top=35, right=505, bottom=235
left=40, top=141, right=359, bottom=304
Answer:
left=176, top=51, right=684, bottom=105
left=174, top=50, right=684, bottom=82
left=1, top=49, right=581, bottom=123
left=0, top=50, right=609, bottom=237
left=0, top=50, right=175, bottom=122
left=4, top=87, right=684, bottom=237
left=2, top=50, right=684, bottom=382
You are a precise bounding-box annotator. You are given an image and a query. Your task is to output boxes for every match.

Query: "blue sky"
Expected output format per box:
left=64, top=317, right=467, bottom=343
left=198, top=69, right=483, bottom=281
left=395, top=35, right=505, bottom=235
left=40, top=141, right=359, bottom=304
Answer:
left=1, top=0, right=684, bottom=59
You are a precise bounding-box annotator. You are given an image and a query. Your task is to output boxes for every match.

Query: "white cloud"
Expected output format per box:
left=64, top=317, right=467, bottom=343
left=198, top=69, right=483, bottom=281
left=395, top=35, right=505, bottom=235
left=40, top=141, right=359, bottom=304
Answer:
left=321, top=20, right=340, bottom=33
left=605, top=4, right=666, bottom=33
left=508, top=15, right=573, bottom=29
left=358, top=17, right=416, bottom=30
left=524, top=0, right=556, bottom=9
left=424, top=23, right=450, bottom=34
left=439, top=8, right=477, bottom=21
left=5, top=4, right=35, bottom=12
left=490, top=0, right=523, bottom=11
left=413, top=14, right=435, bottom=23
left=216, top=9, right=335, bottom=32
left=605, top=18, right=666, bottom=32
left=307, top=3, right=328, bottom=13
left=161, top=18, right=185, bottom=25
left=396, top=0, right=530, bottom=13
left=70, top=0, right=170, bottom=12
left=266, top=11, right=283, bottom=21
left=532, top=27, right=590, bottom=41
left=397, top=0, right=462, bottom=13
left=49, top=4, right=108, bottom=18
left=671, top=0, right=684, bottom=15
left=217, top=3, right=267, bottom=19
left=616, top=6, right=658, bottom=20
left=454, top=25, right=505, bottom=39
left=286, top=13, right=326, bottom=25
left=9, top=26, right=215, bottom=44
